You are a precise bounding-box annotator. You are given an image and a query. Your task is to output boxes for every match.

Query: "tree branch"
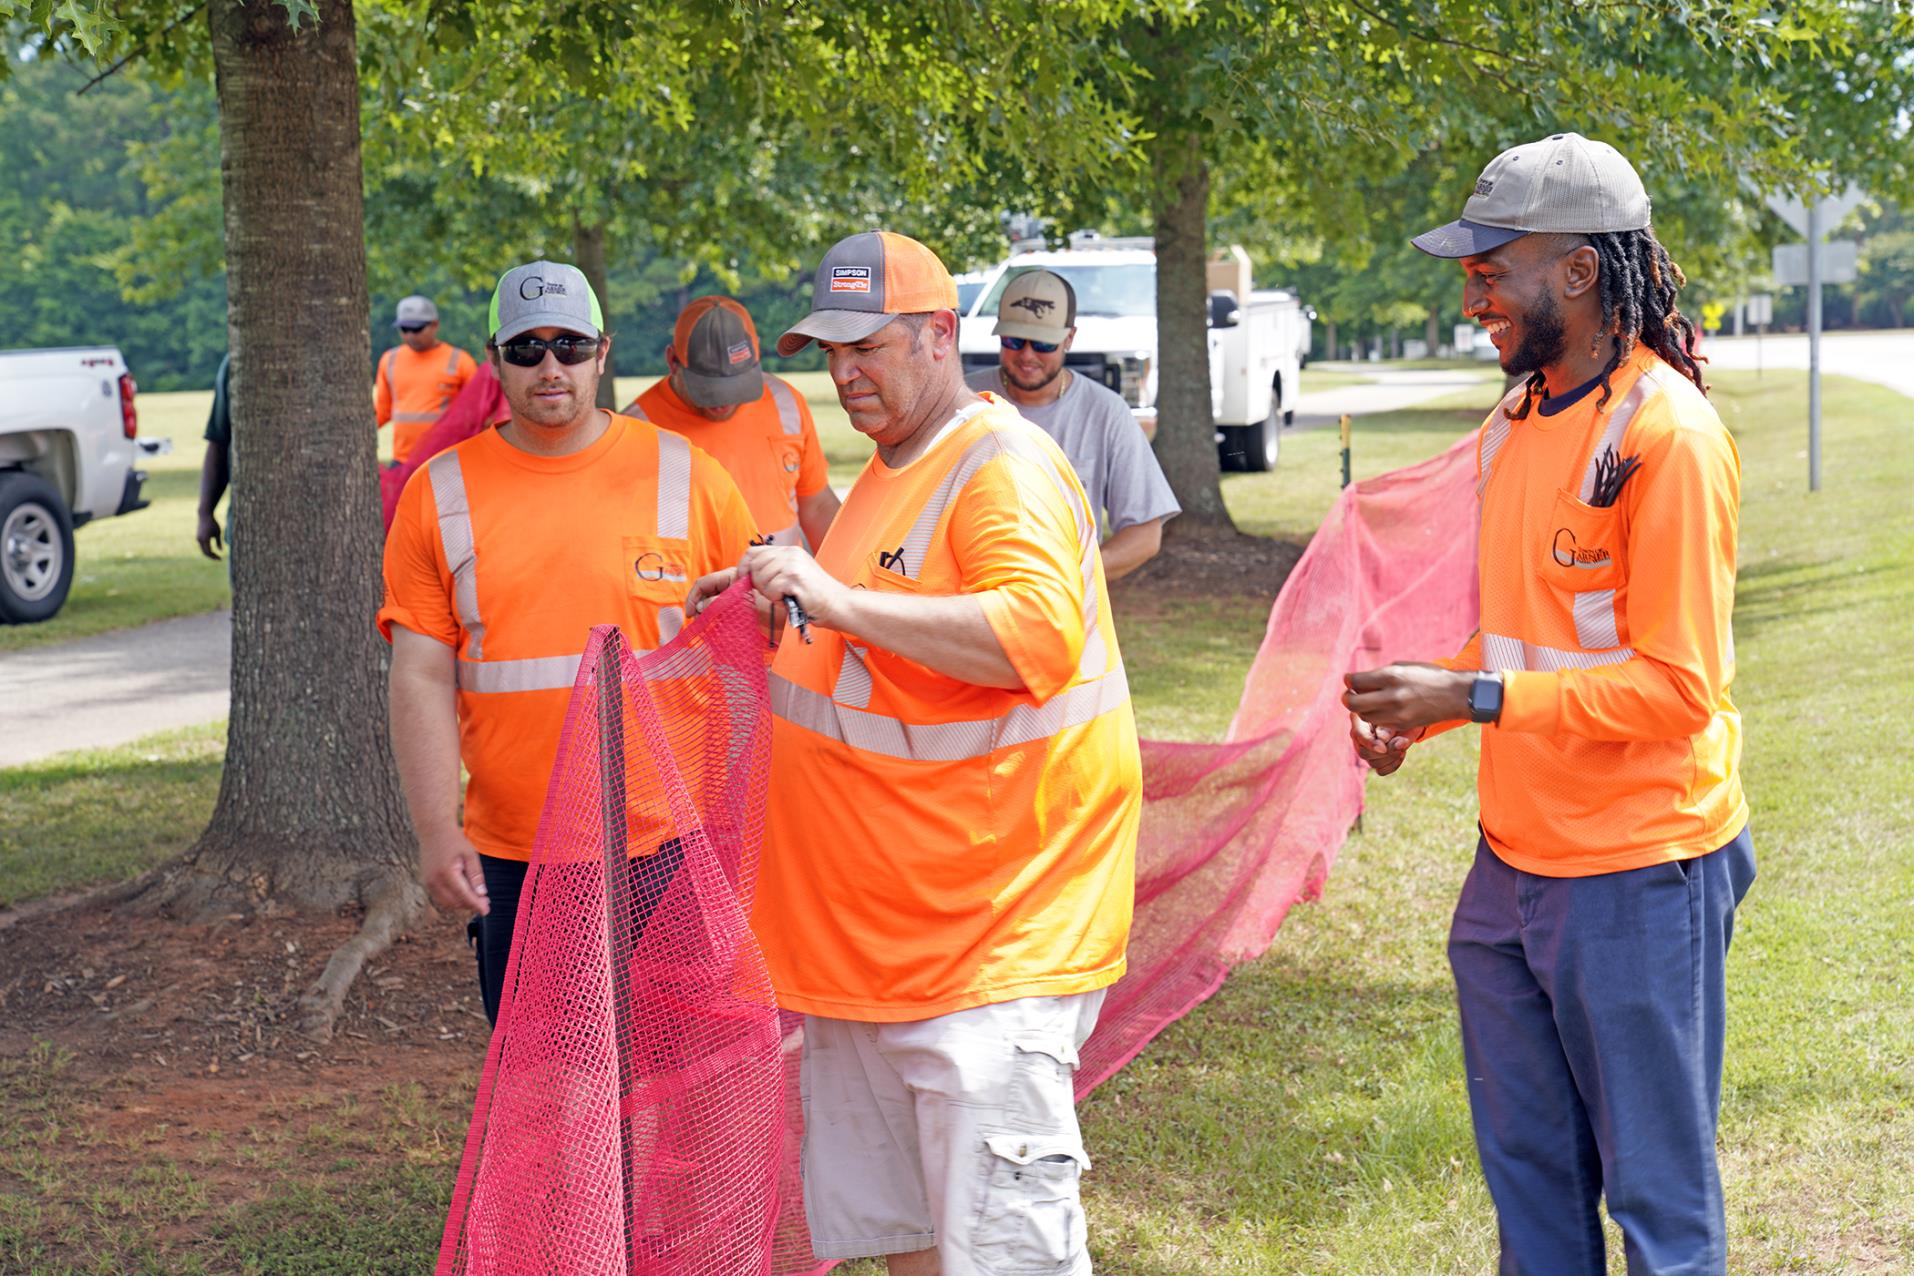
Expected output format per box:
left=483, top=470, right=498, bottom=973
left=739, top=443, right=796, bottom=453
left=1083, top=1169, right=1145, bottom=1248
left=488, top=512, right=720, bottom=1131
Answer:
left=74, top=2, right=210, bottom=97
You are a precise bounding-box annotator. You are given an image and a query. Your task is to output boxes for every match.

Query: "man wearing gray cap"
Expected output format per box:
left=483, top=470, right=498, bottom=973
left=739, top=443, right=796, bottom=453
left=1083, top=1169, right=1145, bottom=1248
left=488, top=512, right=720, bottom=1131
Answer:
left=966, top=270, right=1179, bottom=578
left=379, top=260, right=757, bottom=1024
left=375, top=293, right=476, bottom=466
left=1342, top=133, right=1754, bottom=1274
left=689, top=230, right=1140, bottom=1275
left=624, top=295, right=839, bottom=546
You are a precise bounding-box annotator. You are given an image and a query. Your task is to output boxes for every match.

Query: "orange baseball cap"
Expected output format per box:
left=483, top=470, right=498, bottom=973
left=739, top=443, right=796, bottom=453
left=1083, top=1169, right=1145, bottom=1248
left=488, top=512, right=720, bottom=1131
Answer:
left=776, top=231, right=959, bottom=356
left=672, top=296, right=763, bottom=408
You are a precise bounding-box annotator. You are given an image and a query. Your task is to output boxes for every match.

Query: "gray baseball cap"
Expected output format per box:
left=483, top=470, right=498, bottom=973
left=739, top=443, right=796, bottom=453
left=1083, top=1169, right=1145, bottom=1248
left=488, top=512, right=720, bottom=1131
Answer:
left=1412, top=133, right=1653, bottom=258
left=777, top=231, right=959, bottom=357
left=993, top=270, right=1076, bottom=343
left=488, top=261, right=604, bottom=343
left=393, top=295, right=438, bottom=328
left=673, top=296, right=764, bottom=408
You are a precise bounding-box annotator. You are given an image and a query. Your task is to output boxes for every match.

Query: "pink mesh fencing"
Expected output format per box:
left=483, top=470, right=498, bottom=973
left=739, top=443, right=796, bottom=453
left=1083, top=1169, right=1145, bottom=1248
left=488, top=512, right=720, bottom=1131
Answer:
left=437, top=584, right=789, bottom=1276
left=438, top=436, right=1479, bottom=1272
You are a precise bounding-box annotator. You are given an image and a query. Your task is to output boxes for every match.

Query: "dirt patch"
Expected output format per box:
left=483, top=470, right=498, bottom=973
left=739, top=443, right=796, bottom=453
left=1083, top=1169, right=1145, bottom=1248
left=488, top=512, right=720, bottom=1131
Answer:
left=1109, top=532, right=1305, bottom=611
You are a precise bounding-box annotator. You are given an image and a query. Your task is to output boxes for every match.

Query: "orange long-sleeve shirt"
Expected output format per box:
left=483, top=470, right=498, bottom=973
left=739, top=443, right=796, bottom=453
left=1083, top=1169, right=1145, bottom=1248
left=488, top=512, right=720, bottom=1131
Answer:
left=1443, top=349, right=1747, bottom=876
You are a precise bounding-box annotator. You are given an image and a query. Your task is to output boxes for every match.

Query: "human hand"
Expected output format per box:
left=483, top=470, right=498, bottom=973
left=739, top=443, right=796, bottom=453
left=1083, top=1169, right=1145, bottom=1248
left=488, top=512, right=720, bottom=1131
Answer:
left=419, top=826, right=488, bottom=916
left=1342, top=662, right=1473, bottom=734
left=1350, top=712, right=1417, bottom=776
left=196, top=511, right=223, bottom=560
left=687, top=566, right=741, bottom=618
left=738, top=543, right=851, bottom=633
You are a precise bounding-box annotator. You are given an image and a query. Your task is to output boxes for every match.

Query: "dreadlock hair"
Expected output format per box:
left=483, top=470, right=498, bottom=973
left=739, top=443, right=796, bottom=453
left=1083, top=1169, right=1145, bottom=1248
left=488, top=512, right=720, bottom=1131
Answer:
left=1507, top=228, right=1709, bottom=421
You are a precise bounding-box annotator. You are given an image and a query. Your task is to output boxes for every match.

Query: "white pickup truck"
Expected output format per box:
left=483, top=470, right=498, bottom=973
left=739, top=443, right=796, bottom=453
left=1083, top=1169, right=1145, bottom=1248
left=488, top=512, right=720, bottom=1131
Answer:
left=957, top=236, right=1310, bottom=472
left=0, top=347, right=165, bottom=623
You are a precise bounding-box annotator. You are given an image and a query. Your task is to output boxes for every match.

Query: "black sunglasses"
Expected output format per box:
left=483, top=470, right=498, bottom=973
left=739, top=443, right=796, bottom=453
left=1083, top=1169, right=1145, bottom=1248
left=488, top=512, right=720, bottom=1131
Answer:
left=1000, top=336, right=1060, bottom=354
left=397, top=323, right=429, bottom=334
left=495, top=334, right=603, bottom=367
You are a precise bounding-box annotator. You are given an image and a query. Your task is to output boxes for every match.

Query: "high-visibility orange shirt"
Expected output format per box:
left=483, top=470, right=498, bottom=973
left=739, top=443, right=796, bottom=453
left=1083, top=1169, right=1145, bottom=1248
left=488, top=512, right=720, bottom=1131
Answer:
left=1440, top=349, right=1747, bottom=876
left=378, top=414, right=758, bottom=860
left=628, top=375, right=829, bottom=544
left=753, top=395, right=1141, bottom=1021
left=375, top=342, right=478, bottom=465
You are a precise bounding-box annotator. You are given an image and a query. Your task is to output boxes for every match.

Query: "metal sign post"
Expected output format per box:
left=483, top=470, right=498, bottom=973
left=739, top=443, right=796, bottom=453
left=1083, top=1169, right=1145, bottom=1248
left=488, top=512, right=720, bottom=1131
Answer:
left=1339, top=413, right=1352, bottom=488
left=1806, top=201, right=1822, bottom=492
left=1769, top=188, right=1865, bottom=493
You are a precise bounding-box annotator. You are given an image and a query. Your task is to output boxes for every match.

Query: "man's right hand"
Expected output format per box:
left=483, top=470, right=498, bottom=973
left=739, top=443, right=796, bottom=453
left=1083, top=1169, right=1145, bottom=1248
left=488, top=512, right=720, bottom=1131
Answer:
left=419, top=826, right=489, bottom=915
left=196, top=511, right=223, bottom=560
left=1351, top=712, right=1416, bottom=776
left=687, top=566, right=741, bottom=618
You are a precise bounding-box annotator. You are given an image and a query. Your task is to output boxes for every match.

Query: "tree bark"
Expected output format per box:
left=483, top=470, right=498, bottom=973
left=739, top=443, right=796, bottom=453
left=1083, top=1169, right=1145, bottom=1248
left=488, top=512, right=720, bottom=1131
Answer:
left=1425, top=307, right=1441, bottom=357
left=1323, top=320, right=1338, bottom=363
left=131, top=0, right=425, bottom=1021
left=1149, top=127, right=1233, bottom=535
left=573, top=217, right=618, bottom=408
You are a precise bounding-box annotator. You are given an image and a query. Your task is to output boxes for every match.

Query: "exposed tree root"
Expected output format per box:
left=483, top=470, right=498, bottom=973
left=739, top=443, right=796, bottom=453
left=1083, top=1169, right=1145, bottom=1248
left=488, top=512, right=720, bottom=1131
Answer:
left=295, top=869, right=430, bottom=1041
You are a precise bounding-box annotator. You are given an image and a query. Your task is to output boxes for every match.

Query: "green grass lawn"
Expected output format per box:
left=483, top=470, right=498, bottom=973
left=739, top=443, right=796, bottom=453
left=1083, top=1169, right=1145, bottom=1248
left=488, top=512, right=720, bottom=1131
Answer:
left=2, top=370, right=1909, bottom=1272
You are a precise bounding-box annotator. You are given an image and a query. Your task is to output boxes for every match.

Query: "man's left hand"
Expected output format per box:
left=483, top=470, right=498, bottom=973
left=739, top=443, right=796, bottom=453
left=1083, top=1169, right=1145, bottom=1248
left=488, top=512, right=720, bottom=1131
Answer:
left=1343, top=662, right=1474, bottom=734
left=739, top=543, right=852, bottom=633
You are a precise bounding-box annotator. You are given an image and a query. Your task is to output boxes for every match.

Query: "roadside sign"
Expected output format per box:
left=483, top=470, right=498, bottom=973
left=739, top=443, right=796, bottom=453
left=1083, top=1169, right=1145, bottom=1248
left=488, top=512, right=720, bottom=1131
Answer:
left=1773, top=240, right=1859, bottom=286
left=1745, top=295, right=1773, bottom=325
left=1766, top=188, right=1867, bottom=237
left=1701, top=301, right=1727, bottom=333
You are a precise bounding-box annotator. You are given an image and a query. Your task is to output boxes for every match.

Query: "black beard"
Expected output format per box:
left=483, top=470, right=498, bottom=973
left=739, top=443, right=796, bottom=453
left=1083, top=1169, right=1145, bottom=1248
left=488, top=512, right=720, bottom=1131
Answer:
left=1502, top=291, right=1568, bottom=379
left=1003, top=362, right=1063, bottom=394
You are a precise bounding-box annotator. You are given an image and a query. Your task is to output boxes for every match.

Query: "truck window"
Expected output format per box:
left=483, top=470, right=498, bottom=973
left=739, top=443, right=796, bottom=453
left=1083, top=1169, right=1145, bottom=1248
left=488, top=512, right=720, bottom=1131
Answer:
left=956, top=281, right=986, bottom=315
left=979, top=265, right=1156, bottom=319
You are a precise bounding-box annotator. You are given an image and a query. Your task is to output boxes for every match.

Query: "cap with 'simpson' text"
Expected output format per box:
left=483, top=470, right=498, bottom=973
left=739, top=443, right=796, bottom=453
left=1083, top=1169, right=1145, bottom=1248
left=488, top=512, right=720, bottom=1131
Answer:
left=489, top=261, right=604, bottom=344
left=777, top=232, right=958, bottom=357
left=1412, top=132, right=1653, bottom=259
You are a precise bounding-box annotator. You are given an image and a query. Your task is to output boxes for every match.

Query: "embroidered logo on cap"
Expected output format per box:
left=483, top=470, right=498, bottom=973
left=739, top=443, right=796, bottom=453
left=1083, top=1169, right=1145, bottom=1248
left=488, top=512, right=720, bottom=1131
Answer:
left=829, top=266, right=873, bottom=294
left=1474, top=178, right=1495, bottom=197
left=727, top=340, right=753, bottom=365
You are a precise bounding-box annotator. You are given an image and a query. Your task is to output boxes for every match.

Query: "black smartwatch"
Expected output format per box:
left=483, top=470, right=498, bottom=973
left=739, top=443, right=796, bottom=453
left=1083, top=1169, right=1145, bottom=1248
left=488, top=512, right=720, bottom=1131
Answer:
left=1468, top=673, right=1504, bottom=724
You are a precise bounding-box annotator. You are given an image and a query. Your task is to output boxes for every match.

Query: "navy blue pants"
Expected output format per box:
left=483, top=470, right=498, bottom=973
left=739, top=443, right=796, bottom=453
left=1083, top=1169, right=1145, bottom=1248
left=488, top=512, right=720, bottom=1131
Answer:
left=1448, top=827, right=1756, bottom=1276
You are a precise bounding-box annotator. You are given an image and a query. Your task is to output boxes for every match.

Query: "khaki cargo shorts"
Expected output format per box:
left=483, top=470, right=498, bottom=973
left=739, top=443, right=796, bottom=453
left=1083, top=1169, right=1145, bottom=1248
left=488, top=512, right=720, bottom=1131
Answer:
left=799, top=989, right=1106, bottom=1273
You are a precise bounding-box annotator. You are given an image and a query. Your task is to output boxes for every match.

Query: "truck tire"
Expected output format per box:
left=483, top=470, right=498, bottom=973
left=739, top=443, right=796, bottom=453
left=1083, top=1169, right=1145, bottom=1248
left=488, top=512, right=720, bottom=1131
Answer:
left=1217, top=415, right=1278, bottom=473
left=0, top=471, right=76, bottom=624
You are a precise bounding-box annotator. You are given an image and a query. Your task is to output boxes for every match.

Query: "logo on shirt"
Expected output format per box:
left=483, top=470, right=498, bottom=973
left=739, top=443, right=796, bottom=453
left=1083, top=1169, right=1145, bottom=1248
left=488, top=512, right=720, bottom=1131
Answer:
left=829, top=266, right=873, bottom=294
left=634, top=551, right=683, bottom=582
left=1551, top=528, right=1611, bottom=569
left=727, top=340, right=754, bottom=366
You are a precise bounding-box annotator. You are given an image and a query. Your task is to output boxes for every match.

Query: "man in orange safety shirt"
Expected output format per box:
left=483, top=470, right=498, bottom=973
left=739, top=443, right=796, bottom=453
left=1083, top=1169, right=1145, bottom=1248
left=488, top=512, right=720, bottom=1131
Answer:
left=690, top=231, right=1139, bottom=1275
left=625, top=295, right=840, bottom=547
left=375, top=294, right=477, bottom=466
left=380, top=261, right=756, bottom=1025
left=1344, top=134, right=1755, bottom=1276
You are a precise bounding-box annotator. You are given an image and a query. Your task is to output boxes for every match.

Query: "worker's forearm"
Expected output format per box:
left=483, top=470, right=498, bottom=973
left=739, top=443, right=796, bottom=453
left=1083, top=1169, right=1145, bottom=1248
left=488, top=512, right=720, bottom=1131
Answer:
left=830, top=589, right=1022, bottom=690
left=1099, top=520, right=1163, bottom=580
left=197, top=444, right=229, bottom=516
left=797, top=488, right=841, bottom=550
left=389, top=666, right=463, bottom=839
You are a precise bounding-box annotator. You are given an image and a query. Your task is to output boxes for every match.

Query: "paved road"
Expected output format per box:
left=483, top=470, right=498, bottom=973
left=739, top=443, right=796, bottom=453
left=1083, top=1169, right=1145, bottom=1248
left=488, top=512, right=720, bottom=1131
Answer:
left=0, top=611, right=230, bottom=767
left=1702, top=330, right=1914, bottom=400
left=1290, top=367, right=1497, bottom=430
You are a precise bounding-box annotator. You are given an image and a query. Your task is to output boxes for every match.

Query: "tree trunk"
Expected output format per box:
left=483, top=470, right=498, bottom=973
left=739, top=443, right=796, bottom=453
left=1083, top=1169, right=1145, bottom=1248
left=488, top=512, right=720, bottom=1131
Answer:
left=131, top=0, right=425, bottom=1031
left=1425, top=307, right=1441, bottom=357
left=1323, top=320, right=1338, bottom=363
left=573, top=217, right=618, bottom=408
left=1149, top=127, right=1233, bottom=535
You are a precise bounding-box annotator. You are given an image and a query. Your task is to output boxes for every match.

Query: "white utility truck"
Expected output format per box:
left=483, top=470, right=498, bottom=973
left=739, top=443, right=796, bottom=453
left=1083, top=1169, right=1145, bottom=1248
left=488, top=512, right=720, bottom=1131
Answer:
left=958, top=235, right=1309, bottom=471
left=0, top=347, right=165, bottom=622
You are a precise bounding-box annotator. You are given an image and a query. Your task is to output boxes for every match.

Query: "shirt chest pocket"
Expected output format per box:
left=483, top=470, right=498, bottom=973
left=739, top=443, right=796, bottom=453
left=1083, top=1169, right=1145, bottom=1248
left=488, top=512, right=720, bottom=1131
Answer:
left=766, top=439, right=804, bottom=510
left=623, top=535, right=692, bottom=606
left=1539, top=488, right=1626, bottom=594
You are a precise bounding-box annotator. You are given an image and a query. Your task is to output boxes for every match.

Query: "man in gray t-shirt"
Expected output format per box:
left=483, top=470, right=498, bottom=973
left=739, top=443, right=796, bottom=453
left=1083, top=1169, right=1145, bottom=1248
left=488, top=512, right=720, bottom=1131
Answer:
left=965, top=269, right=1180, bottom=579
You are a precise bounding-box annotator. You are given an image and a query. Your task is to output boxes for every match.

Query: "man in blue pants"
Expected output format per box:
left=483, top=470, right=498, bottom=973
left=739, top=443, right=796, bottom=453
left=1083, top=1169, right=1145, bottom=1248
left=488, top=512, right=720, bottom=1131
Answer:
left=1343, top=132, right=1756, bottom=1274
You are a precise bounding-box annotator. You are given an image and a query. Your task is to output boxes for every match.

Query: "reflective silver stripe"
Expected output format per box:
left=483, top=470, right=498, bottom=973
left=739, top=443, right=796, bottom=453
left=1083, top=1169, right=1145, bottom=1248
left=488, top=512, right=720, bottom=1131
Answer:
left=834, top=645, right=874, bottom=709
left=768, top=376, right=802, bottom=435
left=381, top=348, right=397, bottom=396
left=394, top=410, right=438, bottom=424
left=658, top=606, right=684, bottom=643
left=772, top=664, right=1130, bottom=763
left=1475, top=383, right=1528, bottom=495
left=1482, top=633, right=1635, bottom=674
left=427, top=451, right=484, bottom=660
left=1572, top=589, right=1622, bottom=650
left=459, top=653, right=583, bottom=694
left=622, top=399, right=650, bottom=422
left=1577, top=377, right=1649, bottom=501
left=656, top=431, right=691, bottom=539
left=444, top=347, right=460, bottom=376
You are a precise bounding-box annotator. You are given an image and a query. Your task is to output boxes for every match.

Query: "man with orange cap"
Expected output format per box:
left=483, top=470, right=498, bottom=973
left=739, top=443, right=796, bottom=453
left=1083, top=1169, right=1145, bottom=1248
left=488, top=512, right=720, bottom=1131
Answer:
left=692, top=230, right=1138, bottom=1275
left=624, top=296, right=839, bottom=547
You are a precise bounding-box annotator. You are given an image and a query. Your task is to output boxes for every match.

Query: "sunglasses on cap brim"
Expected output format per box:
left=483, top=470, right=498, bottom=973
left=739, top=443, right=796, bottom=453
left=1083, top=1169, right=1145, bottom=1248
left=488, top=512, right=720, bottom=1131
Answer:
left=494, top=334, right=604, bottom=367
left=1000, top=336, right=1061, bottom=354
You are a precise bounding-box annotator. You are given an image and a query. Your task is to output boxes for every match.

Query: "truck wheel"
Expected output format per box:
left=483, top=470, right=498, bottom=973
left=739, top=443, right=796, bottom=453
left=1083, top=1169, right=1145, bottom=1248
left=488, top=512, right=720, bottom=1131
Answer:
left=1217, top=416, right=1278, bottom=473
left=0, top=472, right=76, bottom=624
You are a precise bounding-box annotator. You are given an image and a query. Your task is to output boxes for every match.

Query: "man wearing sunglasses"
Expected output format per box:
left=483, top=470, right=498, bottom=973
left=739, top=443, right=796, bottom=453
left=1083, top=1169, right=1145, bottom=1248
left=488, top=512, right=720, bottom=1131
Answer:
left=375, top=294, right=477, bottom=467
left=380, top=260, right=758, bottom=1025
left=966, top=270, right=1178, bottom=579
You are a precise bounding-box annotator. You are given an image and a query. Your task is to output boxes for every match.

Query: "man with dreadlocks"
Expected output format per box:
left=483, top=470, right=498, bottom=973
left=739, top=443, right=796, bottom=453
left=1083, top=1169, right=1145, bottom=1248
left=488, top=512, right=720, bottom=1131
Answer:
left=1342, top=133, right=1755, bottom=1275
